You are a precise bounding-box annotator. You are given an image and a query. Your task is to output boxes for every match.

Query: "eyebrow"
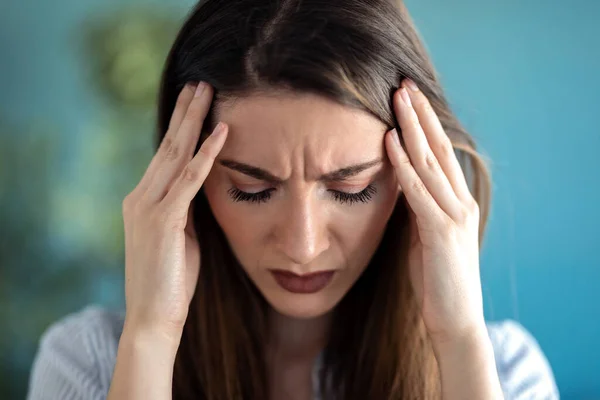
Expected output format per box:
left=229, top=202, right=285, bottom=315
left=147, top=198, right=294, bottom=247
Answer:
left=218, top=157, right=383, bottom=184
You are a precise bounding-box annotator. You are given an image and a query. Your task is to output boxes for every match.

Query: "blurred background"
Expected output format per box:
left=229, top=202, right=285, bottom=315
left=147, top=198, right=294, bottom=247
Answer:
left=0, top=0, right=598, bottom=398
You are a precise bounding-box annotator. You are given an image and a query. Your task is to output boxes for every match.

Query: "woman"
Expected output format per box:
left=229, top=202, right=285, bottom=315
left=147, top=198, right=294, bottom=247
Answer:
left=27, top=0, right=560, bottom=399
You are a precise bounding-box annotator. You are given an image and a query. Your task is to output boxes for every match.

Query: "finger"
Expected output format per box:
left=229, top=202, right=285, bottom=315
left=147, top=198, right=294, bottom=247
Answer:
left=168, top=82, right=199, bottom=135
left=136, top=82, right=198, bottom=194
left=144, top=82, right=214, bottom=204
left=177, top=82, right=215, bottom=161
left=402, top=79, right=472, bottom=204
left=393, top=86, right=464, bottom=221
left=162, top=122, right=228, bottom=212
left=385, top=128, right=446, bottom=228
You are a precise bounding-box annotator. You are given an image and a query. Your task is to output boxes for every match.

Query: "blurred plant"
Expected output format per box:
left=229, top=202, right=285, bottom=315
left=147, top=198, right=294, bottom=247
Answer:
left=44, top=7, right=184, bottom=263
left=65, top=7, right=182, bottom=258
left=2, top=5, right=183, bottom=398
left=79, top=7, right=181, bottom=110
left=0, top=116, right=108, bottom=398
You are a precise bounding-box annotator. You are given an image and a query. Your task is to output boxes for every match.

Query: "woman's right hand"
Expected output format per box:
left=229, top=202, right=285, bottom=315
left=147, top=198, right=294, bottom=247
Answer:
left=120, top=81, right=228, bottom=342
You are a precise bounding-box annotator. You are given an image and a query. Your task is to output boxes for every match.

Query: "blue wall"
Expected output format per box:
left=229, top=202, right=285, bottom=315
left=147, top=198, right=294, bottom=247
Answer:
left=406, top=1, right=600, bottom=397
left=1, top=0, right=598, bottom=398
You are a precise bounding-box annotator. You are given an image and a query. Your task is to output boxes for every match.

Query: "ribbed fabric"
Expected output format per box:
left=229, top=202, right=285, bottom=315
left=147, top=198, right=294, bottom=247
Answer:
left=27, top=306, right=560, bottom=399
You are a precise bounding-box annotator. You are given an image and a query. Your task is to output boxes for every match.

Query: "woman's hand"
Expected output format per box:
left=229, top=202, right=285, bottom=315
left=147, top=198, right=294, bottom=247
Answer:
left=108, top=81, right=226, bottom=399
left=385, top=79, right=504, bottom=399
left=121, top=81, right=228, bottom=342
left=385, top=78, right=486, bottom=345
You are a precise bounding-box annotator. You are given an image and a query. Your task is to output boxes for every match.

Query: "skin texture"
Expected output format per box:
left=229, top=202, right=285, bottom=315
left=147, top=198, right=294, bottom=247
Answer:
left=203, top=81, right=502, bottom=398
left=203, top=93, right=401, bottom=321
left=110, top=80, right=502, bottom=400
left=202, top=93, right=402, bottom=398
left=387, top=81, right=502, bottom=399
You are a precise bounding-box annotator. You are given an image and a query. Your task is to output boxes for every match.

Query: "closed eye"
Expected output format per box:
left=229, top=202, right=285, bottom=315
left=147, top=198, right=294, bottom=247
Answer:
left=227, top=184, right=377, bottom=205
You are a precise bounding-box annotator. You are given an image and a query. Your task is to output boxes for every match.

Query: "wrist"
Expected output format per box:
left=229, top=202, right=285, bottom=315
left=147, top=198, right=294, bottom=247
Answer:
left=432, top=326, right=493, bottom=364
left=430, top=324, right=503, bottom=400
left=429, top=319, right=489, bottom=354
left=108, top=320, right=181, bottom=400
left=123, top=309, right=186, bottom=344
left=121, top=319, right=182, bottom=357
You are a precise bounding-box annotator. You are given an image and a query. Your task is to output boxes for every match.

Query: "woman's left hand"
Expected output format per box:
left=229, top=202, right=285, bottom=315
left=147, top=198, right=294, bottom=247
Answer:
left=385, top=78, right=486, bottom=345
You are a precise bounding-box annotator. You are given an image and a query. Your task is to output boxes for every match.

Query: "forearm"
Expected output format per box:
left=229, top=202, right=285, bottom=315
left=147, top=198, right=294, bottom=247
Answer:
left=107, top=324, right=180, bottom=400
left=432, top=325, right=504, bottom=400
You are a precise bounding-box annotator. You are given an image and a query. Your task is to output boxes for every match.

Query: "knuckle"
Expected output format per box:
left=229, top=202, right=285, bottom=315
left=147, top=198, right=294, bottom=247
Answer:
left=167, top=216, right=187, bottom=232
left=154, top=206, right=186, bottom=231
left=422, top=100, right=435, bottom=116
left=131, top=198, right=147, bottom=219
left=466, top=197, right=480, bottom=216
left=123, top=197, right=146, bottom=226
left=437, top=138, right=454, bottom=159
left=162, top=138, right=180, bottom=161
left=198, top=142, right=216, bottom=161
left=456, top=200, right=479, bottom=224
left=411, top=179, right=428, bottom=195
left=424, top=152, right=439, bottom=170
left=158, top=136, right=171, bottom=152
left=181, top=165, right=199, bottom=183
left=438, top=215, right=457, bottom=237
left=122, top=193, right=139, bottom=215
left=456, top=205, right=471, bottom=224
left=395, top=151, right=411, bottom=166
left=122, top=193, right=134, bottom=210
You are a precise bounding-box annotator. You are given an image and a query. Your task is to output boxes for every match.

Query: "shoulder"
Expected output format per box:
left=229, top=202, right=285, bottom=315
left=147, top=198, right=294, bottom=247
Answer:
left=486, top=319, right=560, bottom=400
left=27, top=305, right=125, bottom=400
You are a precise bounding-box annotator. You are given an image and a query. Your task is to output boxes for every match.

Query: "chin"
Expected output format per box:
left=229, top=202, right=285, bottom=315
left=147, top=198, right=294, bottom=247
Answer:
left=266, top=291, right=341, bottom=319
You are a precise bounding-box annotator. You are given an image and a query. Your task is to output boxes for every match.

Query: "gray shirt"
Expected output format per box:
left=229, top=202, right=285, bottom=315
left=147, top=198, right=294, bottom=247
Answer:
left=26, top=306, right=560, bottom=399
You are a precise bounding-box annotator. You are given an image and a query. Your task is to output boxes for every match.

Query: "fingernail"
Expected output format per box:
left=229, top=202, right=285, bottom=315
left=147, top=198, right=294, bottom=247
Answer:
left=195, top=81, right=206, bottom=97
left=391, top=128, right=400, bottom=147
left=213, top=122, right=226, bottom=137
left=405, top=78, right=419, bottom=91
left=399, top=88, right=412, bottom=107
left=188, top=82, right=198, bottom=92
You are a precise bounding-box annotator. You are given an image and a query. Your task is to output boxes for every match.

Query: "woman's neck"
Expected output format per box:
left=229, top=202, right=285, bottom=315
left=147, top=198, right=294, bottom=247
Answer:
left=267, top=307, right=332, bottom=363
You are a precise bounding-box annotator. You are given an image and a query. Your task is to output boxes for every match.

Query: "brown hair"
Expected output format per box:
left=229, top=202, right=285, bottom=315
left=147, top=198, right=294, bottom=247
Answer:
left=156, top=0, right=492, bottom=399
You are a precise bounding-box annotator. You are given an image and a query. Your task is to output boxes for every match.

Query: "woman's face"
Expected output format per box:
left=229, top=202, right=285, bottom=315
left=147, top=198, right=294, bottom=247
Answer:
left=203, top=92, right=401, bottom=319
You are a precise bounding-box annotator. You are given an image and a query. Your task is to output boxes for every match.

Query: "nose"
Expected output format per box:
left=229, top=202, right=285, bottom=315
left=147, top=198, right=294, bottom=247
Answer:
left=275, top=191, right=330, bottom=267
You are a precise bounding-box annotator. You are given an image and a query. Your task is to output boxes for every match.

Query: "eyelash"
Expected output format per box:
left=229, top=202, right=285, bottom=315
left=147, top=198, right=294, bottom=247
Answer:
left=227, top=184, right=377, bottom=205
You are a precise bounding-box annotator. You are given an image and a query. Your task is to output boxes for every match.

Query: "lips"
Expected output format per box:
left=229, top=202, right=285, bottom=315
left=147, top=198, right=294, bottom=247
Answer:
left=269, top=270, right=336, bottom=294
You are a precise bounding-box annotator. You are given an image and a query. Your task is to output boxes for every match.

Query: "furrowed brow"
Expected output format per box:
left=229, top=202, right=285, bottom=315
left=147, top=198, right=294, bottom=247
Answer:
left=219, top=157, right=383, bottom=183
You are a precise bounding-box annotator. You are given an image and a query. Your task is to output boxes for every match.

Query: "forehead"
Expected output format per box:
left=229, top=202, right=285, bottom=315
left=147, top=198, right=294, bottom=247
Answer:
left=214, top=93, right=388, bottom=177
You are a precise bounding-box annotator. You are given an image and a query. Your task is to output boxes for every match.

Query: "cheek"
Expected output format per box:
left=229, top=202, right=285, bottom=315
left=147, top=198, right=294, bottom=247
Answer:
left=335, top=178, right=398, bottom=232
left=330, top=181, right=398, bottom=266
left=203, top=174, right=264, bottom=252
